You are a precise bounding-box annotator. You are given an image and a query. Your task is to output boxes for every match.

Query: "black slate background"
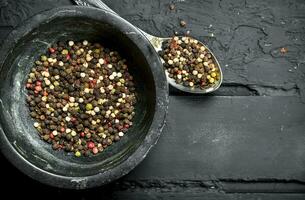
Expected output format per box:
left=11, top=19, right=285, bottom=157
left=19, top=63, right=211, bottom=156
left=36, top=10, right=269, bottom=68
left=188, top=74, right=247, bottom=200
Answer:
left=1, top=0, right=305, bottom=199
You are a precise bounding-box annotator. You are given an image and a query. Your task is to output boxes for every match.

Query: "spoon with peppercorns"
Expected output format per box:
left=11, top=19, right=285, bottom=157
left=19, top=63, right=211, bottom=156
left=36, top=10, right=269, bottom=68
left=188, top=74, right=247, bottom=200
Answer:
left=74, top=0, right=223, bottom=94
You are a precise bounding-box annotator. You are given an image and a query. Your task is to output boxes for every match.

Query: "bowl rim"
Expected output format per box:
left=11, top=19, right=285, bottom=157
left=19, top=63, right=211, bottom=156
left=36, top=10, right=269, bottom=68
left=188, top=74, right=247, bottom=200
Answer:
left=0, top=6, right=169, bottom=189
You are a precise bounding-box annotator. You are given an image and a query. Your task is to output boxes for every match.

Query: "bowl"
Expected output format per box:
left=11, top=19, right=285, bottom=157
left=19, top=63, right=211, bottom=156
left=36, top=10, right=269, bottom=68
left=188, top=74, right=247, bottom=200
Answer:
left=0, top=6, right=168, bottom=189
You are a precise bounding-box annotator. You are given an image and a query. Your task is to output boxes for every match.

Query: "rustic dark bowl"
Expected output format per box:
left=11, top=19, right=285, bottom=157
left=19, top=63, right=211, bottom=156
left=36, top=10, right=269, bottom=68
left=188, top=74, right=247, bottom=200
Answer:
left=0, top=6, right=168, bottom=189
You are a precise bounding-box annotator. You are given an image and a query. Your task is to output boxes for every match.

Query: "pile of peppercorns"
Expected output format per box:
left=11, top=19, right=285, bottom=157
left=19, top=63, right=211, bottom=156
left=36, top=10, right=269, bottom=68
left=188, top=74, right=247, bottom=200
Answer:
left=160, top=36, right=220, bottom=89
left=26, top=40, right=136, bottom=157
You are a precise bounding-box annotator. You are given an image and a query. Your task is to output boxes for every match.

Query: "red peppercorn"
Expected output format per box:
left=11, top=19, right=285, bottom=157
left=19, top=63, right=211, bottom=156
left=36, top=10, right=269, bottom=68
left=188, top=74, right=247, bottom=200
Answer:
left=35, top=85, right=42, bottom=91
left=71, top=117, right=77, bottom=123
left=26, top=83, right=32, bottom=88
left=36, top=80, right=42, bottom=86
left=89, top=79, right=97, bottom=88
left=80, top=132, right=85, bottom=137
left=92, top=147, right=98, bottom=154
left=66, top=54, right=71, bottom=60
left=124, top=124, right=130, bottom=129
left=43, top=91, right=48, bottom=96
left=60, top=127, right=65, bottom=132
left=87, top=141, right=95, bottom=149
left=49, top=133, right=54, bottom=139
left=49, top=48, right=55, bottom=53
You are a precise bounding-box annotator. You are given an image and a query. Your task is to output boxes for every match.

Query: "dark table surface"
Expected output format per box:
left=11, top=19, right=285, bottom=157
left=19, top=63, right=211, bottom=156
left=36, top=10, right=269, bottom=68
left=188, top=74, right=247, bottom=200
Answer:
left=1, top=0, right=305, bottom=199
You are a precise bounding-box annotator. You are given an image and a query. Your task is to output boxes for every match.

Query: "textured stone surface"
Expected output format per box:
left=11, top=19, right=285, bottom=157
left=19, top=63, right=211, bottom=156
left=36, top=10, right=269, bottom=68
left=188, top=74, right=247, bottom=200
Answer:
left=128, top=96, right=305, bottom=180
left=101, top=0, right=305, bottom=99
left=1, top=0, right=305, bottom=198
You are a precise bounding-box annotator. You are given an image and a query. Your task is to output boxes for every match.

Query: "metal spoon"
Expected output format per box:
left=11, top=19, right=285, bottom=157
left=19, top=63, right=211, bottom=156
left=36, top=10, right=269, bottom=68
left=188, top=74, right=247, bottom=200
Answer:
left=74, top=0, right=223, bottom=94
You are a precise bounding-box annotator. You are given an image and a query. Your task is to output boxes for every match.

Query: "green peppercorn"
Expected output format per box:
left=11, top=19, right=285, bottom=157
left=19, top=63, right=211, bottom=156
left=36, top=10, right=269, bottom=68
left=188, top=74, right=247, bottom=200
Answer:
left=85, top=103, right=93, bottom=110
left=75, top=151, right=81, bottom=157
left=41, top=55, right=47, bottom=61
left=61, top=49, right=69, bottom=55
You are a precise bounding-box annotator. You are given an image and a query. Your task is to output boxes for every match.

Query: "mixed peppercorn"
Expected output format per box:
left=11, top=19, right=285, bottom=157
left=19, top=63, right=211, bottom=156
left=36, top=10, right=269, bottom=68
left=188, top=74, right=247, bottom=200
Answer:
left=26, top=40, right=136, bottom=157
left=160, top=36, right=220, bottom=89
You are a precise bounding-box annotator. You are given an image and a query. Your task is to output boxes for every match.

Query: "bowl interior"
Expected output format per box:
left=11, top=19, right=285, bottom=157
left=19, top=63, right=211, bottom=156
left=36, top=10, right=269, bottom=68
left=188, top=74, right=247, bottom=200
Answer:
left=0, top=16, right=156, bottom=177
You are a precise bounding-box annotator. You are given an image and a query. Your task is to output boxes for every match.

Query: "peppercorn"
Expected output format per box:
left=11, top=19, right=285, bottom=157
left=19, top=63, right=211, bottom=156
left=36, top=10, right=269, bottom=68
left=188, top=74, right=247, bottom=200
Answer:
left=75, top=151, right=81, bottom=157
left=180, top=20, right=187, bottom=27
left=92, top=147, right=98, bottom=154
left=87, top=141, right=95, bottom=149
left=169, top=3, right=175, bottom=10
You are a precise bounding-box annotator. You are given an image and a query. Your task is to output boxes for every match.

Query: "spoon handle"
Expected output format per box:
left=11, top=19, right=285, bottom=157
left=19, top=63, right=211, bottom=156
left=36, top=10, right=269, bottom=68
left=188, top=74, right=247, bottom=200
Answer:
left=73, top=0, right=155, bottom=40
left=74, top=0, right=115, bottom=14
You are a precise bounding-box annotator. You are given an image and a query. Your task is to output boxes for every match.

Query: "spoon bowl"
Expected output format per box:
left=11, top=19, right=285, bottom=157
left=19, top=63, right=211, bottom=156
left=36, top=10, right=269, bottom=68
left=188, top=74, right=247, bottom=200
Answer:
left=144, top=34, right=223, bottom=93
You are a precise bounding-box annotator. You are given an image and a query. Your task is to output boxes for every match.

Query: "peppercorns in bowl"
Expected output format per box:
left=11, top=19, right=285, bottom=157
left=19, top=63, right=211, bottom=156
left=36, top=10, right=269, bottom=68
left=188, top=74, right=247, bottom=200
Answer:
left=0, top=6, right=168, bottom=189
left=26, top=39, right=137, bottom=158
